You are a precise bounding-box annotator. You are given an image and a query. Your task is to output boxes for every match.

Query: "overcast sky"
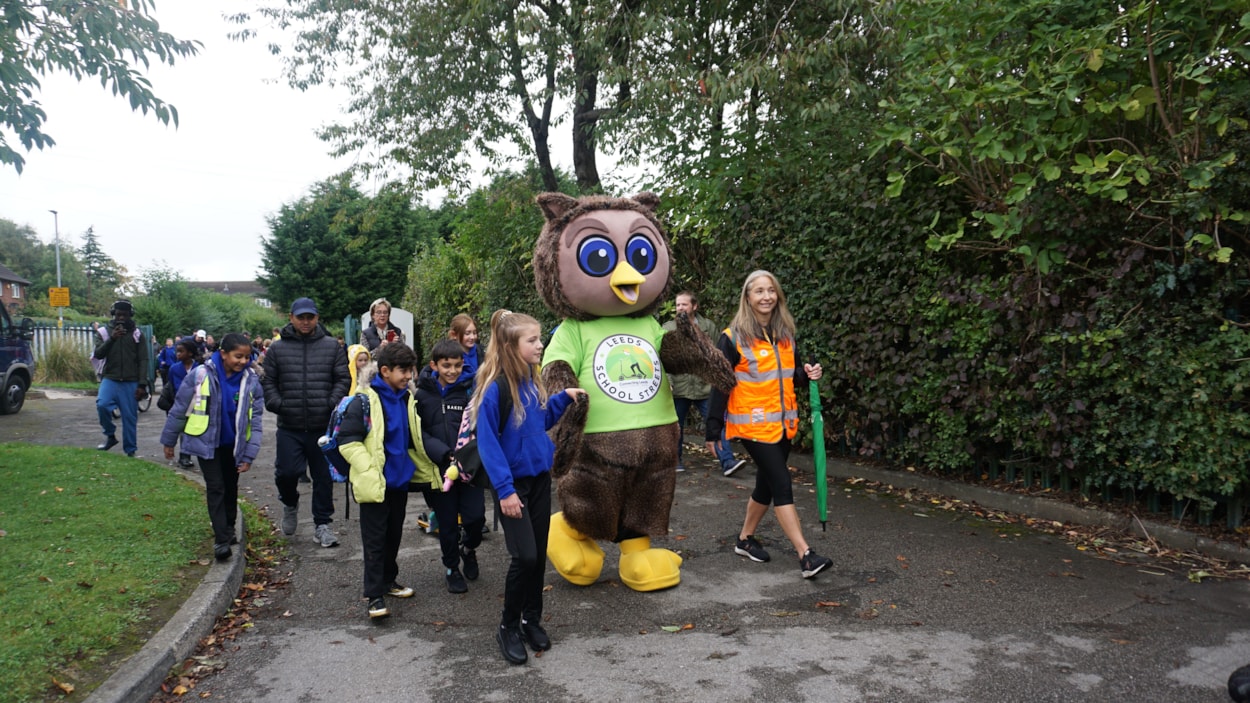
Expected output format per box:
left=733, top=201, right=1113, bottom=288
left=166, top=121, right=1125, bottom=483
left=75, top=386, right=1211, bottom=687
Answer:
left=1, top=3, right=368, bottom=284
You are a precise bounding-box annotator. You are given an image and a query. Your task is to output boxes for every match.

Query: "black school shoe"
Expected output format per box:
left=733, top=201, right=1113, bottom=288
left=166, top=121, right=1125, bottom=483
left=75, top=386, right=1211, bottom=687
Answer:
left=461, top=546, right=479, bottom=580
left=213, top=542, right=231, bottom=560
left=521, top=619, right=550, bottom=651
left=497, top=625, right=527, bottom=664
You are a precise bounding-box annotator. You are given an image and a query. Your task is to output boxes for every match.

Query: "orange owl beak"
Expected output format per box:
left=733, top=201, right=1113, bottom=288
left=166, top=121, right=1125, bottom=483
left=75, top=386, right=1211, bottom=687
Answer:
left=609, top=261, right=646, bottom=305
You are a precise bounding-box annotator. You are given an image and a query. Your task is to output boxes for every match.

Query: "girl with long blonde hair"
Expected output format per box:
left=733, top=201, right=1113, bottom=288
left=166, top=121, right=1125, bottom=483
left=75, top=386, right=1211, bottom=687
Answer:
left=469, top=310, right=586, bottom=664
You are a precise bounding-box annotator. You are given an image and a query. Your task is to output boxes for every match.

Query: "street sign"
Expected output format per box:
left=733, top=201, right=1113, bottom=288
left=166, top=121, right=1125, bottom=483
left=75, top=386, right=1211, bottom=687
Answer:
left=49, top=287, right=70, bottom=308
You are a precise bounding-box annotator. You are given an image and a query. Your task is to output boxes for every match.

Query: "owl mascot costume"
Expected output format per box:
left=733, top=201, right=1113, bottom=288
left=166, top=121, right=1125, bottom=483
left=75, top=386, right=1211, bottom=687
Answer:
left=535, top=192, right=735, bottom=591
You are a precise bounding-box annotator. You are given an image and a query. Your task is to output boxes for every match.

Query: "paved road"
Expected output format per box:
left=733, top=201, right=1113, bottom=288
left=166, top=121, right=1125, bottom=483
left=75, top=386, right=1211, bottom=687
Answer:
left=3, top=392, right=1248, bottom=702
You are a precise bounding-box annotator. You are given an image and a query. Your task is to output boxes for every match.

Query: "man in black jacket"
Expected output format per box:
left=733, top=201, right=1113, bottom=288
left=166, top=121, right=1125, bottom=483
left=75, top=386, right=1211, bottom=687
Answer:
left=94, top=300, right=149, bottom=457
left=262, top=297, right=350, bottom=547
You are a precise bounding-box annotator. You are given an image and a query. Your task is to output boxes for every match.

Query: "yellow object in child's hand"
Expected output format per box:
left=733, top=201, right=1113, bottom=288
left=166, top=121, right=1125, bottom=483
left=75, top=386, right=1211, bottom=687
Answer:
left=442, top=466, right=460, bottom=492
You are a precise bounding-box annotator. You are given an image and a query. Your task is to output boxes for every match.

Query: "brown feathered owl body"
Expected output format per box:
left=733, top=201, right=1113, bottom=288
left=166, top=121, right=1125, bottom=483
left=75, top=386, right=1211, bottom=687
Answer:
left=534, top=192, right=735, bottom=592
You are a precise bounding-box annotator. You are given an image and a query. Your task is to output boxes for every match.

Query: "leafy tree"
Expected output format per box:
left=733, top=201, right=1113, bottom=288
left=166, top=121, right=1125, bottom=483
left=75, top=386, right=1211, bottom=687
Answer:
left=229, top=0, right=643, bottom=193
left=131, top=264, right=287, bottom=342
left=873, top=0, right=1250, bottom=268
left=405, top=167, right=569, bottom=353
left=0, top=0, right=201, bottom=173
left=259, top=175, right=433, bottom=322
left=0, top=219, right=44, bottom=278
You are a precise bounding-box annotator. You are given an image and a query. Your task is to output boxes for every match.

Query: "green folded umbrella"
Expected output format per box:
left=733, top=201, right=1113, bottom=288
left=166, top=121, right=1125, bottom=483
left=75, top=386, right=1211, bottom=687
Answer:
left=809, top=368, right=827, bottom=530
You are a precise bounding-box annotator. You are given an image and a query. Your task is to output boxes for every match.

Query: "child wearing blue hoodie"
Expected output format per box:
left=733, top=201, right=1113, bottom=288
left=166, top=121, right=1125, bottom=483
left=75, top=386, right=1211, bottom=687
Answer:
left=415, top=338, right=483, bottom=594
left=160, top=333, right=264, bottom=561
left=472, top=311, right=586, bottom=664
left=338, top=342, right=439, bottom=620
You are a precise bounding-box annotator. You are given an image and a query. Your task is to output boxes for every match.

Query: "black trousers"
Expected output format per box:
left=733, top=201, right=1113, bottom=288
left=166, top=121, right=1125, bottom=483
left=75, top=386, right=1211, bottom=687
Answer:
left=274, top=427, right=335, bottom=525
left=358, top=487, right=410, bottom=599
left=498, top=472, right=551, bottom=627
left=199, top=445, right=240, bottom=546
left=421, top=482, right=486, bottom=569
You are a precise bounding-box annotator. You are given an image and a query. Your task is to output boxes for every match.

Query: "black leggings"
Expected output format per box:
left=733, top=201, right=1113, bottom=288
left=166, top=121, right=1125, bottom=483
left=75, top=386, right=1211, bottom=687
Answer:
left=740, top=437, right=794, bottom=507
left=498, top=472, right=551, bottom=627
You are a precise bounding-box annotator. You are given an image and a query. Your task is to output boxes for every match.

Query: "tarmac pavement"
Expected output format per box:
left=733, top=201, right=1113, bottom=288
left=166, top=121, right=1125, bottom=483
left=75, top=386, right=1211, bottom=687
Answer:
left=4, top=391, right=1250, bottom=702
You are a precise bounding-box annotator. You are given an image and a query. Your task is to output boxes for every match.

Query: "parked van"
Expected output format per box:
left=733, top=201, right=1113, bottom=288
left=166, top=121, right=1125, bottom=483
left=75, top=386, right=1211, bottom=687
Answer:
left=0, top=306, right=35, bottom=414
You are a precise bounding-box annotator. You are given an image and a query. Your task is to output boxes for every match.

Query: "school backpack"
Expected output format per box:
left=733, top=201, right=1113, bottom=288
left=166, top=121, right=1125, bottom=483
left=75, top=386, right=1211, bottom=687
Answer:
left=448, top=378, right=511, bottom=491
left=319, top=393, right=370, bottom=482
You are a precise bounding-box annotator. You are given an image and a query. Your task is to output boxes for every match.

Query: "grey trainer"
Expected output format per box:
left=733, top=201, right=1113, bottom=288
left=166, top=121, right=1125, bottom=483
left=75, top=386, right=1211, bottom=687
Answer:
left=281, top=504, right=298, bottom=535
left=315, top=523, right=339, bottom=548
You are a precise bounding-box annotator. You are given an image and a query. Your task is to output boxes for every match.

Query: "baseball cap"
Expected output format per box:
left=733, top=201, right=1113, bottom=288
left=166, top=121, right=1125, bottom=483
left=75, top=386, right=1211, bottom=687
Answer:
left=195, top=329, right=206, bottom=339
left=291, top=297, right=319, bottom=316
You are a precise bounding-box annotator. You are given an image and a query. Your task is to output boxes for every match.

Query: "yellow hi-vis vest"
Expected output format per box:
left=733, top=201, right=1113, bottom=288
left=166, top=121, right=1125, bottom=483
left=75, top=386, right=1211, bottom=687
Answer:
left=723, top=329, right=798, bottom=444
left=184, top=373, right=211, bottom=436
left=183, top=368, right=254, bottom=441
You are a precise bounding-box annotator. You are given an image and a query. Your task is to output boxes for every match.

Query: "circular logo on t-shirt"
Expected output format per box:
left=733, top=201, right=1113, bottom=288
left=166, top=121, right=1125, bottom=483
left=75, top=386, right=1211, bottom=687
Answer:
left=593, top=334, right=663, bottom=404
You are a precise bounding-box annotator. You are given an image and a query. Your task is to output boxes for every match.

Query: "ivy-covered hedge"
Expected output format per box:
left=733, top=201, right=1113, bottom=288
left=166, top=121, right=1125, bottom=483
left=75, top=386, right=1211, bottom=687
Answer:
left=400, top=0, right=1250, bottom=516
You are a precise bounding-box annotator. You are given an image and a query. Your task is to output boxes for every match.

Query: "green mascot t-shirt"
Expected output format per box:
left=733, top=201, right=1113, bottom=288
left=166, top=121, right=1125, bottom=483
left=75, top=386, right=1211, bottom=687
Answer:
left=543, top=317, right=677, bottom=435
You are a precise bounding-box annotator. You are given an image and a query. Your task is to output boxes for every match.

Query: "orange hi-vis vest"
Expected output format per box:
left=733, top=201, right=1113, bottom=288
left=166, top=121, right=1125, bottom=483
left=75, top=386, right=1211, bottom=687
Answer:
left=724, top=329, right=799, bottom=444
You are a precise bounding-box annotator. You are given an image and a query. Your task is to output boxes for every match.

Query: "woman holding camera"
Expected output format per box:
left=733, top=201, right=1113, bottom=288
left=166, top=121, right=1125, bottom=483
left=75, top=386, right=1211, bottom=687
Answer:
left=360, top=297, right=405, bottom=358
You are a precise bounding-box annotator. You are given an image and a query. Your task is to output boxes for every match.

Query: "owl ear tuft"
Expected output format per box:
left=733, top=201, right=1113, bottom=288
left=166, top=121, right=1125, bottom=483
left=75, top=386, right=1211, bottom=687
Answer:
left=632, top=192, right=660, bottom=212
left=537, top=193, right=580, bottom=222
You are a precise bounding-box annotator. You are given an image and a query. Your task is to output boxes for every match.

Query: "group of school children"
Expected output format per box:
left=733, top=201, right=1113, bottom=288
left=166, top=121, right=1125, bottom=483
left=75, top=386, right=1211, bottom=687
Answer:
left=158, top=309, right=578, bottom=665
left=336, top=310, right=582, bottom=666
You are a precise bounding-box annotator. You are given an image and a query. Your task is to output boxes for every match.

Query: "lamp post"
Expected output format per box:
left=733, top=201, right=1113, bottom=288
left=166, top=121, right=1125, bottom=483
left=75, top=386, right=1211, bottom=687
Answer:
left=49, top=209, right=62, bottom=329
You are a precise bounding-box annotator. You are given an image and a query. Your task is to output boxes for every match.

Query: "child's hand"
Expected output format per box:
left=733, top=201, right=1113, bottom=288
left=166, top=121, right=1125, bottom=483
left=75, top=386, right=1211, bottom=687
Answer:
left=565, top=387, right=588, bottom=402
left=237, top=462, right=251, bottom=474
left=500, top=492, right=524, bottom=519
left=163, top=446, right=175, bottom=461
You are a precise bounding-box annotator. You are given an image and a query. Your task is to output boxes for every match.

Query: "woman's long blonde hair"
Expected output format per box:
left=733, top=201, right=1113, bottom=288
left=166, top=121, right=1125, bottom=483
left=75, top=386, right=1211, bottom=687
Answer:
left=469, top=310, right=546, bottom=427
left=728, top=270, right=796, bottom=344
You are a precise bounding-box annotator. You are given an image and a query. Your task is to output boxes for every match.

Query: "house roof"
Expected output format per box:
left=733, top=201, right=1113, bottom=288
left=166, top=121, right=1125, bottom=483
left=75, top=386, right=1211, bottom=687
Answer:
left=187, top=281, right=269, bottom=297
left=0, top=263, right=31, bottom=285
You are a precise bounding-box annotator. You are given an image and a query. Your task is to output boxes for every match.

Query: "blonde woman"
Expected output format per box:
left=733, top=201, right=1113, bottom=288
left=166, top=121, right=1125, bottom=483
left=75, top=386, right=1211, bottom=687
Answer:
left=705, top=270, right=833, bottom=579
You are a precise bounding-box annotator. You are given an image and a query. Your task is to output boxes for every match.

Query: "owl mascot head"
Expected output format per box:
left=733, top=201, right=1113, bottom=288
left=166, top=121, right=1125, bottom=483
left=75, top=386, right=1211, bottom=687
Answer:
left=534, top=192, right=734, bottom=592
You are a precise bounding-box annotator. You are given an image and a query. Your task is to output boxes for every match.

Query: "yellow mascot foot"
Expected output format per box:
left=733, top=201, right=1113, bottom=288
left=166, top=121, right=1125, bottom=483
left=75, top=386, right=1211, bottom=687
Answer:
left=618, top=536, right=682, bottom=592
left=547, top=512, right=604, bottom=586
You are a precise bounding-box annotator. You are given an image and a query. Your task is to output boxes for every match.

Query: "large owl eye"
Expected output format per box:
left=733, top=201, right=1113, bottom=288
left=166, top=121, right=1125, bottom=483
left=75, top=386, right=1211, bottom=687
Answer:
left=577, top=236, right=617, bottom=277
left=625, top=234, right=657, bottom=275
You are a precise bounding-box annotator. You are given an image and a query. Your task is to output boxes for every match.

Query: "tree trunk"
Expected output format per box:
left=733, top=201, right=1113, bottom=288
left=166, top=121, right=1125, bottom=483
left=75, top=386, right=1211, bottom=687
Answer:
left=527, top=111, right=560, bottom=192
left=571, top=45, right=602, bottom=192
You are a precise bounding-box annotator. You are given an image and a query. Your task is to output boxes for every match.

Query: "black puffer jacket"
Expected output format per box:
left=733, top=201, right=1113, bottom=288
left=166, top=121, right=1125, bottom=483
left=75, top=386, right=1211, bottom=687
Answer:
left=414, top=366, right=473, bottom=470
left=261, top=322, right=350, bottom=432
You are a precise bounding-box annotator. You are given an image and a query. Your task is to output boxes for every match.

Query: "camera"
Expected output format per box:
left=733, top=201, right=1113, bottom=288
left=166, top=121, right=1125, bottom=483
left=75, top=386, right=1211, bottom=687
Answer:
left=107, top=300, right=135, bottom=336
left=111, top=317, right=136, bottom=335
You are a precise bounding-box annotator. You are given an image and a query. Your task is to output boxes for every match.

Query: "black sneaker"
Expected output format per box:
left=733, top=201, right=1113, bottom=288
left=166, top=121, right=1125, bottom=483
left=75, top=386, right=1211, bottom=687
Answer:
left=723, top=458, right=746, bottom=476
left=368, top=597, right=389, bottom=619
left=461, top=547, right=479, bottom=581
left=521, top=619, right=551, bottom=651
left=800, top=549, right=832, bottom=579
left=446, top=568, right=468, bottom=594
left=734, top=535, right=770, bottom=563
left=97, top=435, right=118, bottom=451
left=496, top=624, right=528, bottom=664
left=213, top=542, right=231, bottom=560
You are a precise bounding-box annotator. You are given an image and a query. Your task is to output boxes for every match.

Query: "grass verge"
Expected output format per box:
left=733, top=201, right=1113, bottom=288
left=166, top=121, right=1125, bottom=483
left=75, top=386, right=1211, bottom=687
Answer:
left=0, top=443, right=208, bottom=701
left=35, top=381, right=100, bottom=392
